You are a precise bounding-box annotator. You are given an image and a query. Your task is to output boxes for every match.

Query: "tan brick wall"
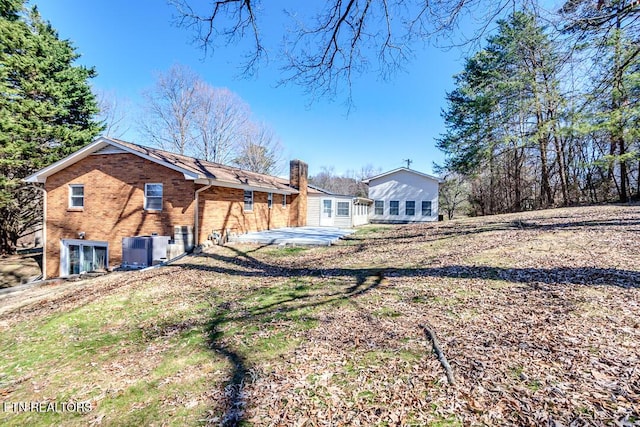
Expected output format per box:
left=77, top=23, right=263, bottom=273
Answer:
left=289, top=160, right=308, bottom=226
left=45, top=154, right=196, bottom=278
left=198, top=187, right=291, bottom=242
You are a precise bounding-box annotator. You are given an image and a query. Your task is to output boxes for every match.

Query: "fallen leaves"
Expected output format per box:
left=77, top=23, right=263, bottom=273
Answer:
left=1, top=205, right=640, bottom=425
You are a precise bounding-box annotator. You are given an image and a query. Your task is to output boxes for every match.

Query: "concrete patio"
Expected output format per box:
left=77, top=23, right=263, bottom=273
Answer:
left=228, top=226, right=355, bottom=246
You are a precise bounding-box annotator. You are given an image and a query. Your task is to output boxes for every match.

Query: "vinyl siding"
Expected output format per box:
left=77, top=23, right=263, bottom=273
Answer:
left=368, top=170, right=439, bottom=223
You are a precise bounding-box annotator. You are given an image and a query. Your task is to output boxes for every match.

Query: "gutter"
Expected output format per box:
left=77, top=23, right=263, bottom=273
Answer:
left=31, top=184, right=47, bottom=279
left=194, top=185, right=212, bottom=246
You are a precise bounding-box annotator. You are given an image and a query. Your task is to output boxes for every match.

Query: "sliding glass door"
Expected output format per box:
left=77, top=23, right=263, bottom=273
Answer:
left=63, top=240, right=108, bottom=276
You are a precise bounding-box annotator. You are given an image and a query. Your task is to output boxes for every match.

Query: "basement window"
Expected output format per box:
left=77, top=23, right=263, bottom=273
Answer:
left=144, top=183, right=163, bottom=211
left=69, top=184, right=84, bottom=208
left=244, top=190, right=254, bottom=211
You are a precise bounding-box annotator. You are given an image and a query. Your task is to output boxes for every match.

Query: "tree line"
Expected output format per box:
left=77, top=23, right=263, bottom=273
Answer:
left=136, top=64, right=284, bottom=175
left=437, top=3, right=639, bottom=216
left=0, top=1, right=102, bottom=254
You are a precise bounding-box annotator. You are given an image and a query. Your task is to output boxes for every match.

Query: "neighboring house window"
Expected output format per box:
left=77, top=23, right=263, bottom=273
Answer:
left=268, top=192, right=273, bottom=209
left=390, top=201, right=399, bottom=215
left=282, top=194, right=287, bottom=207
left=144, top=183, right=163, bottom=211
left=406, top=201, right=415, bottom=216
left=69, top=184, right=84, bottom=208
left=244, top=190, right=254, bottom=211
left=337, top=201, right=350, bottom=217
left=374, top=200, right=383, bottom=215
left=422, top=201, right=432, bottom=216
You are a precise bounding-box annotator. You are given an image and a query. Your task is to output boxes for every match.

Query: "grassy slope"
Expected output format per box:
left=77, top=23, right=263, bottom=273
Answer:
left=0, top=205, right=639, bottom=426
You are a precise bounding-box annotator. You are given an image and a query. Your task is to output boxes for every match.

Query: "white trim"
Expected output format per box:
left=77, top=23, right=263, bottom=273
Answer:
left=60, top=239, right=109, bottom=278
left=320, top=198, right=334, bottom=226
left=24, top=139, right=110, bottom=183
left=68, top=184, right=84, bottom=209
left=32, top=185, right=47, bottom=279
left=421, top=200, right=433, bottom=216
left=362, top=167, right=442, bottom=184
left=389, top=200, right=400, bottom=216
left=336, top=200, right=350, bottom=217
left=144, top=183, right=163, bottom=211
left=194, top=185, right=212, bottom=246
left=243, top=190, right=254, bottom=212
left=405, top=200, right=416, bottom=216
left=268, top=192, right=273, bottom=209
left=374, top=200, right=384, bottom=215
left=106, top=139, right=198, bottom=180
left=90, top=145, right=128, bottom=155
left=23, top=137, right=199, bottom=183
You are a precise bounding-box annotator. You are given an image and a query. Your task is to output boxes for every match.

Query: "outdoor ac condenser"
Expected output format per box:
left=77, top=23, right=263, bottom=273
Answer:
left=122, top=236, right=170, bottom=268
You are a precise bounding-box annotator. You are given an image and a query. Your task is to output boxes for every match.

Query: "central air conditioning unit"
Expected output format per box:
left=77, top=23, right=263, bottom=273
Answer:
left=122, top=235, right=170, bottom=268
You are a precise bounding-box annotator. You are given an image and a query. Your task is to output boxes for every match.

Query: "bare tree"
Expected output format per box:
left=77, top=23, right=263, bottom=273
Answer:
left=193, top=83, right=251, bottom=163
left=439, top=173, right=470, bottom=219
left=139, top=64, right=276, bottom=166
left=139, top=64, right=200, bottom=155
left=171, top=0, right=538, bottom=101
left=96, top=89, right=131, bottom=138
left=233, top=121, right=284, bottom=174
left=310, top=164, right=381, bottom=196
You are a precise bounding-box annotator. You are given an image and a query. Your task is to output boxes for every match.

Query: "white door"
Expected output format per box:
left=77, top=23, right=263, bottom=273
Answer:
left=320, top=199, right=334, bottom=226
left=61, top=239, right=108, bottom=277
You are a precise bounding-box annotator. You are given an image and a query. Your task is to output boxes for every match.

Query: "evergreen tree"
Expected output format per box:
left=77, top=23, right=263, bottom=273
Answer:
left=438, top=11, right=566, bottom=214
left=0, top=2, right=102, bottom=254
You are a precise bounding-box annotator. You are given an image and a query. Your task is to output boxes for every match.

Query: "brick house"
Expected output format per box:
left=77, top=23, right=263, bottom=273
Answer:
left=25, top=137, right=308, bottom=279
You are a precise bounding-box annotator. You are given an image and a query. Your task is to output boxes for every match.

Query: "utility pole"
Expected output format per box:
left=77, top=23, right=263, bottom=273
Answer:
left=403, top=159, right=413, bottom=169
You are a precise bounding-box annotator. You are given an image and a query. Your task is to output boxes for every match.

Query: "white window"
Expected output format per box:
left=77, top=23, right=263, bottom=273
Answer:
left=144, top=183, right=163, bottom=211
left=406, top=201, right=415, bottom=216
left=337, top=201, right=350, bottom=217
left=390, top=201, right=399, bottom=215
left=374, top=200, right=383, bottom=215
left=422, top=201, right=432, bottom=216
left=69, top=184, right=84, bottom=208
left=282, top=194, right=287, bottom=207
left=244, top=190, right=253, bottom=211
left=268, top=192, right=273, bottom=209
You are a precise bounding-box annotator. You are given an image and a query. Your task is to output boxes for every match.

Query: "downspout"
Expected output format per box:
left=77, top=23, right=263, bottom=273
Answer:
left=32, top=184, right=47, bottom=279
left=194, top=185, right=212, bottom=246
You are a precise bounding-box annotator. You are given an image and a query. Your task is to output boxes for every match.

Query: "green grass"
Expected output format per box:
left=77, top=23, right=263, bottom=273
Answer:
left=3, top=205, right=638, bottom=425
left=354, top=225, right=393, bottom=235
left=263, top=246, right=309, bottom=257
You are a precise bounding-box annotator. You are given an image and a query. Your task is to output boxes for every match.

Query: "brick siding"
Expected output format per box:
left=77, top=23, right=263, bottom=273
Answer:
left=45, top=154, right=196, bottom=278
left=43, top=152, right=309, bottom=278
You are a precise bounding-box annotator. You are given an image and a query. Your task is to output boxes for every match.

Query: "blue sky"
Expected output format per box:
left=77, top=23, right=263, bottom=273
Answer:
left=34, top=1, right=473, bottom=177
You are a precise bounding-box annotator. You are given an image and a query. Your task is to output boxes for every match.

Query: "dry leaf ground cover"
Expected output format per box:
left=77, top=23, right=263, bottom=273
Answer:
left=0, top=205, right=639, bottom=426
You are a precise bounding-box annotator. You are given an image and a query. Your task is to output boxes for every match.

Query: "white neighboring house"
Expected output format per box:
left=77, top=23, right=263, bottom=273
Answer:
left=306, top=185, right=372, bottom=228
left=363, top=168, right=442, bottom=223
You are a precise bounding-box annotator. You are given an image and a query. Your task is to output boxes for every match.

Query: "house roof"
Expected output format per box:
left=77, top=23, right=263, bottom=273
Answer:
left=362, top=167, right=443, bottom=184
left=24, top=137, right=298, bottom=194
left=307, top=184, right=372, bottom=203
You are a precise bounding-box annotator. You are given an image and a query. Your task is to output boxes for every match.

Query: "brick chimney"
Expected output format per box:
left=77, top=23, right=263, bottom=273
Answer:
left=289, top=159, right=308, bottom=226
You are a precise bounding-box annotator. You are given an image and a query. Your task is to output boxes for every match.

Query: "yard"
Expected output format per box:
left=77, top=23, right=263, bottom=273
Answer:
left=0, top=205, right=639, bottom=426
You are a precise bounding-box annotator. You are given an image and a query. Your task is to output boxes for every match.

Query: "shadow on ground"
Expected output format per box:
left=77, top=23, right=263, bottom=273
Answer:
left=177, top=239, right=638, bottom=425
